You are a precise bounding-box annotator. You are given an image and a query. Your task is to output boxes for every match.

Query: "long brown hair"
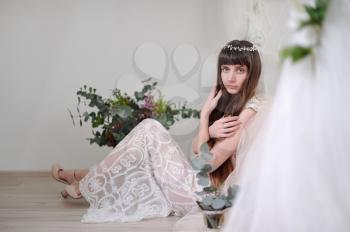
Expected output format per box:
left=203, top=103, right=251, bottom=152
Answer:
left=209, top=40, right=261, bottom=187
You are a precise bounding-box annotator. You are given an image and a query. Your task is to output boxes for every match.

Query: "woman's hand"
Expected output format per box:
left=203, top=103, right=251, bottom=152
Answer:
left=192, top=86, right=222, bottom=154
left=201, top=86, right=222, bottom=118
left=209, top=116, right=241, bottom=138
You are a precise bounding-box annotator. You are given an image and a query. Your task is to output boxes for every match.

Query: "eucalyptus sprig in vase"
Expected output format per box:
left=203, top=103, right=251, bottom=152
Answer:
left=190, top=143, right=239, bottom=230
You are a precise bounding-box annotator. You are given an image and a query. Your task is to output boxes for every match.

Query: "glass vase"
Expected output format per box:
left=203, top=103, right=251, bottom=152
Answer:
left=202, top=209, right=226, bottom=230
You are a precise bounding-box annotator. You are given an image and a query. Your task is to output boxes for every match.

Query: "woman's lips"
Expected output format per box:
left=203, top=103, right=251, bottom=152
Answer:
left=226, top=85, right=238, bottom=89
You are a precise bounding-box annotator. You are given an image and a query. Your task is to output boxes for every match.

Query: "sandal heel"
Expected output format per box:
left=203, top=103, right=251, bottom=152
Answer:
left=64, top=184, right=82, bottom=199
left=60, top=190, right=68, bottom=198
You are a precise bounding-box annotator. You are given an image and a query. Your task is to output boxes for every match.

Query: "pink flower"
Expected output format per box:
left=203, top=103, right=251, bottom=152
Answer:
left=142, top=95, right=155, bottom=110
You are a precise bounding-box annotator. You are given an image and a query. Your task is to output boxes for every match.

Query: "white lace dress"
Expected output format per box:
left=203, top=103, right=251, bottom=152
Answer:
left=79, top=96, right=263, bottom=223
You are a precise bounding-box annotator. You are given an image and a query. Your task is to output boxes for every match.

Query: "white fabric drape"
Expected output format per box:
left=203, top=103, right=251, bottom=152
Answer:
left=224, top=1, right=350, bottom=231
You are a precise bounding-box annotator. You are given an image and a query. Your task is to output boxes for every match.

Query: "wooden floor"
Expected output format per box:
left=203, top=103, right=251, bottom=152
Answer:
left=0, top=172, right=180, bottom=232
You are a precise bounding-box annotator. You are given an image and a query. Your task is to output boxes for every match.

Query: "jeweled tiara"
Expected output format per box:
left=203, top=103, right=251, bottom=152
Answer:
left=223, top=44, right=258, bottom=52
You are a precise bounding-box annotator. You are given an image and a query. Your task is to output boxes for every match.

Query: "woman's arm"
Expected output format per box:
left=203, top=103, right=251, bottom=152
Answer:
left=192, top=114, right=210, bottom=155
left=208, top=108, right=257, bottom=171
left=192, top=85, right=260, bottom=167
left=208, top=95, right=263, bottom=140
left=192, top=87, right=222, bottom=154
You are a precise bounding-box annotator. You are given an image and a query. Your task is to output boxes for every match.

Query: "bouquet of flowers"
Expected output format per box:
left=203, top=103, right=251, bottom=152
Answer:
left=69, top=79, right=200, bottom=147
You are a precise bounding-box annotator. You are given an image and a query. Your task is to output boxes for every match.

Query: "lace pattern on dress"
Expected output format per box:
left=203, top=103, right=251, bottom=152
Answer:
left=79, top=119, right=198, bottom=223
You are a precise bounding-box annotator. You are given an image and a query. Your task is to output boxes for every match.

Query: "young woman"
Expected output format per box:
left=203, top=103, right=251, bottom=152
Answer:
left=52, top=39, right=263, bottom=223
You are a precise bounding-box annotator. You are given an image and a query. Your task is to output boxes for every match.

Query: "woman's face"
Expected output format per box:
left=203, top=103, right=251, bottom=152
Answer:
left=220, top=64, right=248, bottom=94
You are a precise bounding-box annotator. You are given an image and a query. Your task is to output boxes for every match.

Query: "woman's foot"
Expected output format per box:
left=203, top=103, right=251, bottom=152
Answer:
left=51, top=163, right=85, bottom=185
left=61, top=182, right=82, bottom=199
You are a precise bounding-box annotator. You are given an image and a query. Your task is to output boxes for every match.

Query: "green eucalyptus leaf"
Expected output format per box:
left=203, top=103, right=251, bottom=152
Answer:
left=227, top=185, right=240, bottom=200
left=212, top=198, right=226, bottom=210
left=200, top=143, right=210, bottom=154
left=88, top=100, right=96, bottom=107
left=89, top=112, right=96, bottom=120
left=96, top=97, right=104, bottom=105
left=203, top=186, right=217, bottom=193
left=196, top=201, right=212, bottom=211
left=83, top=112, right=89, bottom=122
left=195, top=190, right=206, bottom=196
left=190, top=155, right=206, bottom=170
left=92, top=130, right=101, bottom=136
left=134, top=92, right=144, bottom=101
left=225, top=200, right=232, bottom=207
left=156, top=114, right=175, bottom=129
left=201, top=152, right=212, bottom=162
left=197, top=171, right=209, bottom=178
left=92, top=115, right=104, bottom=128
left=201, top=164, right=212, bottom=173
left=197, top=176, right=210, bottom=187
left=202, top=195, right=214, bottom=205
left=111, top=105, right=132, bottom=119
left=67, top=109, right=75, bottom=125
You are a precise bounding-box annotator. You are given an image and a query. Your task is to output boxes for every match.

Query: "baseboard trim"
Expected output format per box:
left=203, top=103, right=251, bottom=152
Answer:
left=0, top=171, right=50, bottom=177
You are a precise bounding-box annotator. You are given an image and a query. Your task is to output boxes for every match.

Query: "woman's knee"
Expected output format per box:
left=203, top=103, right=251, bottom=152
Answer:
left=140, top=118, right=161, bottom=127
left=139, top=118, right=166, bottom=131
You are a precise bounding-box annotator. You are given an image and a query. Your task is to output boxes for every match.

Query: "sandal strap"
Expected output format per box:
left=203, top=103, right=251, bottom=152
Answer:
left=59, top=169, right=71, bottom=184
left=73, top=169, right=78, bottom=181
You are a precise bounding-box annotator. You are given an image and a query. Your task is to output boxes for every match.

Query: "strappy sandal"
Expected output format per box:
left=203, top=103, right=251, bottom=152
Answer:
left=51, top=163, right=70, bottom=185
left=61, top=184, right=82, bottom=199
left=60, top=170, right=82, bottom=199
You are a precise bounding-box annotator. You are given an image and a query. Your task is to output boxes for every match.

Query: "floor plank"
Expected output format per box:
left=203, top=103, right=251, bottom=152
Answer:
left=0, top=172, right=180, bottom=232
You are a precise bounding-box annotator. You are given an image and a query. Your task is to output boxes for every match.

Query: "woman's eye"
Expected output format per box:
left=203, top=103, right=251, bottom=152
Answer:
left=221, top=67, right=229, bottom=72
left=237, top=68, right=245, bottom=73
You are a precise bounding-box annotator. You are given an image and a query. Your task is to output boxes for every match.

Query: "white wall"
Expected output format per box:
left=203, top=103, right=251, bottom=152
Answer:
left=0, top=0, right=226, bottom=170
left=219, top=0, right=291, bottom=94
left=0, top=0, right=290, bottom=170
